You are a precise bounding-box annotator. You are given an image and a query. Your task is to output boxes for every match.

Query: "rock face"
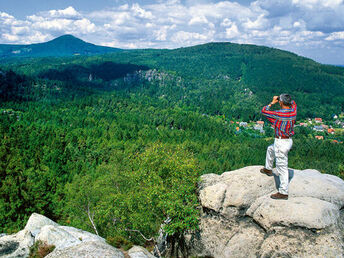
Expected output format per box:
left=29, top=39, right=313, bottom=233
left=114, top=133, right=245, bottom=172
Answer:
left=184, top=166, right=344, bottom=257
left=128, top=245, right=156, bottom=258
left=0, top=213, right=125, bottom=258
left=45, top=241, right=124, bottom=258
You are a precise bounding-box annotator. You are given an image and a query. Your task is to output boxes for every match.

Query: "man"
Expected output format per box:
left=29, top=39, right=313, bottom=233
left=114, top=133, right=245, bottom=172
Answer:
left=260, top=94, right=297, bottom=200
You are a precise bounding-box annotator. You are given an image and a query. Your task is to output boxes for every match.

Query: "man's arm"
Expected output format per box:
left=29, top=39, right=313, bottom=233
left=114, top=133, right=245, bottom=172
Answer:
left=290, top=100, right=297, bottom=112
left=261, top=96, right=279, bottom=124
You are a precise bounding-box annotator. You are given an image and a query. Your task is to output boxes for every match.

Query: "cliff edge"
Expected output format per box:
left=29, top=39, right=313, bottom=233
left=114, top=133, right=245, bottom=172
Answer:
left=182, top=166, right=344, bottom=257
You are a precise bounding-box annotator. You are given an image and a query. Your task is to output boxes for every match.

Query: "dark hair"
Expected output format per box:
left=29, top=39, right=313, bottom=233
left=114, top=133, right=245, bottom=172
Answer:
left=279, top=94, right=292, bottom=106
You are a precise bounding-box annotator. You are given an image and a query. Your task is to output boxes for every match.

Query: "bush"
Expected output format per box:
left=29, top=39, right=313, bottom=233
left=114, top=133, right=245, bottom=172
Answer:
left=29, top=241, right=55, bottom=258
left=106, top=235, right=133, bottom=251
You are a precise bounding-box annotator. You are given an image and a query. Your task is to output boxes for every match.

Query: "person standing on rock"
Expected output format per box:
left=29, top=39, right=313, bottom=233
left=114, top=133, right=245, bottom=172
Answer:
left=260, top=94, right=297, bottom=200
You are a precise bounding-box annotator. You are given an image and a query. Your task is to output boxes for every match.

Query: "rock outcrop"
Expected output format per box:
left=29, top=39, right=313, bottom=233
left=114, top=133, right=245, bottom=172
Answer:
left=0, top=213, right=153, bottom=258
left=184, top=166, right=344, bottom=257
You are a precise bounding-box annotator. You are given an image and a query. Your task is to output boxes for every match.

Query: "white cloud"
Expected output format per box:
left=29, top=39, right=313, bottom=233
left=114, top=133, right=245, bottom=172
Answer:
left=2, top=33, right=19, bottom=42
left=172, top=31, right=208, bottom=44
left=225, top=23, right=240, bottom=38
left=326, top=31, right=344, bottom=40
left=243, top=14, right=267, bottom=29
left=74, top=18, right=96, bottom=33
left=131, top=3, right=153, bottom=19
left=188, top=15, right=208, bottom=25
left=48, top=6, right=81, bottom=18
left=33, top=19, right=73, bottom=31
left=1, top=1, right=344, bottom=63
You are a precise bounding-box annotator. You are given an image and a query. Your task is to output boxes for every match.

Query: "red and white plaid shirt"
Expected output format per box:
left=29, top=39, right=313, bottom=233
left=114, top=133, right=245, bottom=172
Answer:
left=261, top=100, right=297, bottom=137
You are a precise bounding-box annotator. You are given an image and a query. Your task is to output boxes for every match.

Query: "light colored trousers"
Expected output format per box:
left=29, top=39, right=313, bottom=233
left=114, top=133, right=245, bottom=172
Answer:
left=265, top=138, right=293, bottom=195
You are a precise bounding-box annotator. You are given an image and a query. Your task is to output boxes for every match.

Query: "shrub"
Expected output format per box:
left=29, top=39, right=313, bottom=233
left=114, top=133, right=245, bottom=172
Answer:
left=29, top=240, right=55, bottom=258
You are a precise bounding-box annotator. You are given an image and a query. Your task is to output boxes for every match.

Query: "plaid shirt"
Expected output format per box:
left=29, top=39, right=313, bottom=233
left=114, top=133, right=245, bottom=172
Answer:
left=261, top=100, right=297, bottom=137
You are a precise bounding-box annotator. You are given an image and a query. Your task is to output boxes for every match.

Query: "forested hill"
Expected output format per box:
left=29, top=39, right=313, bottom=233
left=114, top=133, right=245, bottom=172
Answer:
left=1, top=39, right=344, bottom=245
left=0, top=35, right=121, bottom=58
left=2, top=41, right=344, bottom=119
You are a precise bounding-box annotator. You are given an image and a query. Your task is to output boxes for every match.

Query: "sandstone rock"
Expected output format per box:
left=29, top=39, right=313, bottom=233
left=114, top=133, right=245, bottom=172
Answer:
left=0, top=229, right=34, bottom=258
left=247, top=196, right=339, bottom=230
left=24, top=213, right=58, bottom=237
left=199, top=183, right=227, bottom=212
left=128, top=245, right=155, bottom=258
left=221, top=225, right=264, bottom=258
left=45, top=241, right=124, bottom=258
left=59, top=226, right=105, bottom=243
left=289, top=169, right=344, bottom=208
left=1, top=213, right=127, bottom=258
left=35, top=225, right=81, bottom=250
left=180, top=166, right=344, bottom=257
left=258, top=228, right=344, bottom=257
left=199, top=166, right=276, bottom=217
left=186, top=217, right=265, bottom=258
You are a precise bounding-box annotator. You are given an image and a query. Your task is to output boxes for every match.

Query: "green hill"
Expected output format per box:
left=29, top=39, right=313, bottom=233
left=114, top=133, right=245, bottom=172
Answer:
left=0, top=35, right=121, bottom=58
left=3, top=41, right=343, bottom=119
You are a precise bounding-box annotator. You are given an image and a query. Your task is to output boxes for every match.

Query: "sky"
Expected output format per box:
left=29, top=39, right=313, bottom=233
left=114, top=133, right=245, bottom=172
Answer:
left=0, top=0, right=344, bottom=64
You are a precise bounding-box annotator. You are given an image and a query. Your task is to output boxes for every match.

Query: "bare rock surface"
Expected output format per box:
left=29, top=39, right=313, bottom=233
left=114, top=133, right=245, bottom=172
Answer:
left=0, top=213, right=125, bottom=258
left=183, top=166, right=344, bottom=257
left=35, top=225, right=82, bottom=250
left=45, top=241, right=124, bottom=258
left=24, top=213, right=58, bottom=237
left=288, top=169, right=344, bottom=208
left=0, top=229, right=34, bottom=258
left=128, top=245, right=155, bottom=258
left=247, top=196, right=340, bottom=230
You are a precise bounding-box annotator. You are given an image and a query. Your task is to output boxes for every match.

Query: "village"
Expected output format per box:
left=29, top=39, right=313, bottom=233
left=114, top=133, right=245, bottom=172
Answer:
left=229, top=113, right=344, bottom=143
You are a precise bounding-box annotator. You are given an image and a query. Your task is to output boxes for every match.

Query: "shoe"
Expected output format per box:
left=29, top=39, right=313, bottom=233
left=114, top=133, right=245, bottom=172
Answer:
left=260, top=168, right=273, bottom=176
left=270, top=192, right=288, bottom=200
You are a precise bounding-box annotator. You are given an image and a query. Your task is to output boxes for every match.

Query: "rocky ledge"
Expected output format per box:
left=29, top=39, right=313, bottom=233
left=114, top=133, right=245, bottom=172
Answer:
left=183, top=166, right=344, bottom=257
left=0, top=213, right=154, bottom=258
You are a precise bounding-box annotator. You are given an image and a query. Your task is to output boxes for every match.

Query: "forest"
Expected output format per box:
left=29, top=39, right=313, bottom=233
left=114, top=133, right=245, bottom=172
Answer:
left=1, top=41, right=344, bottom=249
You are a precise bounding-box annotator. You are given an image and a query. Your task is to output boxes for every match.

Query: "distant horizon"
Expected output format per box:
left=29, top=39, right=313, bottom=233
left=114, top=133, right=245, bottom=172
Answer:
left=1, top=33, right=344, bottom=66
left=1, top=1, right=344, bottom=64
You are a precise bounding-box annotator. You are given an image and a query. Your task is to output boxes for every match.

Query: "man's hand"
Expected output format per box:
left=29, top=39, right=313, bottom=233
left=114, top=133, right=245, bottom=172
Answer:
left=271, top=96, right=279, bottom=105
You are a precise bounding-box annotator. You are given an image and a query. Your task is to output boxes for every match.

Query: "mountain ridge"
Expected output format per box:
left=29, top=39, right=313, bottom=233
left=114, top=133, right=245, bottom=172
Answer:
left=0, top=34, right=121, bottom=58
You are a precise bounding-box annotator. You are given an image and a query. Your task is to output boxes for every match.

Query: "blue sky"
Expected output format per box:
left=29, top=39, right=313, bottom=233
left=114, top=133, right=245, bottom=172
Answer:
left=1, top=0, right=344, bottom=64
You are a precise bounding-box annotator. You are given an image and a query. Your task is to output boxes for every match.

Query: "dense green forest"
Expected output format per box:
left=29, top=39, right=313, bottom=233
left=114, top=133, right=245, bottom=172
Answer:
left=1, top=40, right=344, bottom=249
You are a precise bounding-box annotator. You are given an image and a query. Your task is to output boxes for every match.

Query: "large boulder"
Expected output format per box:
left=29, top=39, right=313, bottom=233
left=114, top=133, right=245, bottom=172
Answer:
left=128, top=245, right=155, bottom=258
left=35, top=225, right=82, bottom=250
left=0, top=213, right=125, bottom=258
left=176, top=166, right=344, bottom=257
left=0, top=229, right=34, bottom=257
left=24, top=213, right=58, bottom=237
left=45, top=241, right=124, bottom=258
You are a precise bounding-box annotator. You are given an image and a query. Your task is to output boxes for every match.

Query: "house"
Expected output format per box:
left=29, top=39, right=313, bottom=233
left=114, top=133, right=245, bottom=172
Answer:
left=313, top=126, right=324, bottom=132
left=257, top=121, right=264, bottom=125
left=315, top=135, right=324, bottom=140
left=239, top=122, right=248, bottom=127
left=299, top=123, right=307, bottom=127
left=333, top=115, right=338, bottom=119
left=332, top=140, right=339, bottom=143
left=321, top=124, right=329, bottom=129
left=315, top=118, right=322, bottom=123
left=328, top=128, right=335, bottom=134
left=236, top=121, right=240, bottom=124
left=254, top=125, right=265, bottom=134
